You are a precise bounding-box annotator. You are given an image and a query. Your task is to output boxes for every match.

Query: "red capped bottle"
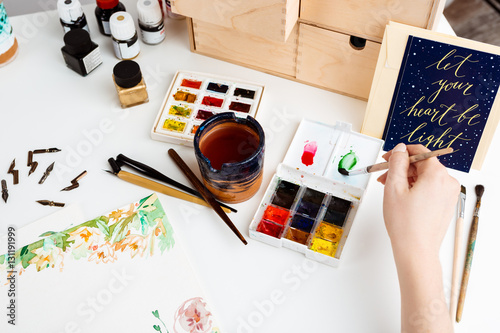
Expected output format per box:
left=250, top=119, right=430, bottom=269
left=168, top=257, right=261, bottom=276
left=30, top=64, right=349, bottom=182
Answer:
left=95, top=0, right=126, bottom=36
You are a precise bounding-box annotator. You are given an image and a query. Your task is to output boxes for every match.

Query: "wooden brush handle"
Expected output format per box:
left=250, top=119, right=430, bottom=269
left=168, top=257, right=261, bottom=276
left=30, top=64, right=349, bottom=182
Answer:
left=450, top=216, right=464, bottom=321
left=367, top=147, right=454, bottom=173
left=456, top=215, right=479, bottom=322
left=168, top=149, right=247, bottom=245
left=118, top=170, right=231, bottom=214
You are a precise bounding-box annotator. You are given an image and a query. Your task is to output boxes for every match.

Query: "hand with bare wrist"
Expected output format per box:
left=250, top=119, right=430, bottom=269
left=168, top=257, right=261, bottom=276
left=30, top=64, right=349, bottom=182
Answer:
left=378, top=143, right=459, bottom=333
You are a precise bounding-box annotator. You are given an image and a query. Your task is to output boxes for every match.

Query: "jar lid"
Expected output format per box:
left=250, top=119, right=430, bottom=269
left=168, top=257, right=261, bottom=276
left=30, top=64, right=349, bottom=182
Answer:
left=58, top=0, right=84, bottom=23
left=110, top=11, right=136, bottom=40
left=63, top=28, right=93, bottom=55
left=113, top=60, right=142, bottom=88
left=137, top=0, right=163, bottom=25
left=96, top=0, right=119, bottom=10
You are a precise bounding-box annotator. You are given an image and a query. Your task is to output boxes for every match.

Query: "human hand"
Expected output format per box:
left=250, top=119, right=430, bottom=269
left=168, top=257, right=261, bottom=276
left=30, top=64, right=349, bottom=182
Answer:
left=378, top=143, right=460, bottom=257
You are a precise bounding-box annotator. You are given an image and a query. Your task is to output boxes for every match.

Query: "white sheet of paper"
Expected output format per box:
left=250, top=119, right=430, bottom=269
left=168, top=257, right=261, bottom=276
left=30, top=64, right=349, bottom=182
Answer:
left=0, top=194, right=221, bottom=333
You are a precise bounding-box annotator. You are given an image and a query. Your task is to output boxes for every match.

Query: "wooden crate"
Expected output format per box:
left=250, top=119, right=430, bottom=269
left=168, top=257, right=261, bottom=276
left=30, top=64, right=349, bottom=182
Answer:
left=171, top=0, right=300, bottom=43
left=188, top=19, right=382, bottom=100
left=300, top=0, right=446, bottom=42
left=296, top=24, right=381, bottom=99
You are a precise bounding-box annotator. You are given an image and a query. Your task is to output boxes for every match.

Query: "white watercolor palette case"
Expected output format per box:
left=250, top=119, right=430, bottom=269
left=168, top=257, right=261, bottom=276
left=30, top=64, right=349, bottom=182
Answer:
left=151, top=70, right=264, bottom=146
left=249, top=119, right=383, bottom=267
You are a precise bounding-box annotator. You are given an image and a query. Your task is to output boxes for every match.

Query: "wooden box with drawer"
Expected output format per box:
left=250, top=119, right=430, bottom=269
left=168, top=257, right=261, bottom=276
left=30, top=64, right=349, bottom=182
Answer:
left=189, top=19, right=381, bottom=100
left=300, top=0, right=445, bottom=42
left=183, top=0, right=446, bottom=100
left=171, top=0, right=300, bottom=43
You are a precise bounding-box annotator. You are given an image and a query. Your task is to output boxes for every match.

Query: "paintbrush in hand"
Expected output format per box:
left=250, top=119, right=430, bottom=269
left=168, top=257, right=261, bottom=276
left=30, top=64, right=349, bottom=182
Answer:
left=338, top=147, right=453, bottom=176
left=168, top=148, right=247, bottom=245
left=456, top=184, right=484, bottom=322
left=450, top=185, right=466, bottom=321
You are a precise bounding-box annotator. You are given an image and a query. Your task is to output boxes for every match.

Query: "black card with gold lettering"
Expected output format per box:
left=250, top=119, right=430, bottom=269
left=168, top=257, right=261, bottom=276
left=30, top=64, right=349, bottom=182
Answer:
left=383, top=35, right=500, bottom=172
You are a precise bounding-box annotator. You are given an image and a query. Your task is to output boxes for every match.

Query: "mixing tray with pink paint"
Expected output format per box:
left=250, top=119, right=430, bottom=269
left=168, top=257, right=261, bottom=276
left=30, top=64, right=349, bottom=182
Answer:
left=249, top=119, right=383, bottom=267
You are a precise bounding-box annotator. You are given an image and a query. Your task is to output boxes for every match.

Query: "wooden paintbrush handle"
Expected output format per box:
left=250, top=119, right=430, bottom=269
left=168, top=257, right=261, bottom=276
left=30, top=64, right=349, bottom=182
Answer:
left=456, top=215, right=479, bottom=322
left=408, top=147, right=454, bottom=163
left=119, top=170, right=231, bottom=213
left=450, top=216, right=464, bottom=321
left=168, top=149, right=247, bottom=245
left=367, top=147, right=454, bottom=173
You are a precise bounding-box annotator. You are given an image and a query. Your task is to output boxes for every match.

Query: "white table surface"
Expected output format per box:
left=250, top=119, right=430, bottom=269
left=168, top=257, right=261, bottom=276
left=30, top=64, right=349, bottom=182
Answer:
left=1, top=3, right=499, bottom=332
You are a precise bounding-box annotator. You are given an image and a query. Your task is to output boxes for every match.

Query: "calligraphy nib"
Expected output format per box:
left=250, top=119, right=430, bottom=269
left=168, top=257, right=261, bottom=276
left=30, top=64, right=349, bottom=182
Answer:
left=1, top=180, right=8, bottom=203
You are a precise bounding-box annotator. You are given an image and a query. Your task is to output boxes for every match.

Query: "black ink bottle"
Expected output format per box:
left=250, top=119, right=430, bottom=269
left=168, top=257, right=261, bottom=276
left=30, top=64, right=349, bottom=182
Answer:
left=61, top=29, right=102, bottom=76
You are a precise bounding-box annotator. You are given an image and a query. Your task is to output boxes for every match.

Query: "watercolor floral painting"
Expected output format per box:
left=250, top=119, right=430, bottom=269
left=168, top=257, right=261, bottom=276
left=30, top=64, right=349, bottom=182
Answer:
left=0, top=193, right=174, bottom=273
left=0, top=193, right=221, bottom=332
left=152, top=298, right=220, bottom=333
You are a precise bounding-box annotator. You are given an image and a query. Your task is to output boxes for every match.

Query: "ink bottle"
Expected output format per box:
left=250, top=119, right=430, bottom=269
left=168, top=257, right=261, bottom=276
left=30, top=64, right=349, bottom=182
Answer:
left=113, top=60, right=149, bottom=108
left=110, top=12, right=140, bottom=60
left=0, top=2, right=18, bottom=67
left=57, top=0, right=89, bottom=34
left=61, top=29, right=102, bottom=76
left=137, top=0, right=165, bottom=45
left=95, top=0, right=126, bottom=36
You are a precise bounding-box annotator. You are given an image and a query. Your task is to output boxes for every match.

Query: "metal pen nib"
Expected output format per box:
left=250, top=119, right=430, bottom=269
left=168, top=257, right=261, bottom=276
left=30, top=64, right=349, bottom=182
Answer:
left=1, top=180, right=8, bottom=203
left=33, top=148, right=61, bottom=154
left=36, top=200, right=65, bottom=207
left=39, top=162, right=55, bottom=184
left=8, top=159, right=19, bottom=185
left=61, top=170, right=87, bottom=191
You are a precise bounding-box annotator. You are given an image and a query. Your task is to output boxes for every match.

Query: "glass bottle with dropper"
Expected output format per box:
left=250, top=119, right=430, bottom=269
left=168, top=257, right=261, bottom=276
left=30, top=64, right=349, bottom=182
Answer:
left=137, top=0, right=165, bottom=45
left=57, top=0, right=90, bottom=34
left=95, top=0, right=126, bottom=36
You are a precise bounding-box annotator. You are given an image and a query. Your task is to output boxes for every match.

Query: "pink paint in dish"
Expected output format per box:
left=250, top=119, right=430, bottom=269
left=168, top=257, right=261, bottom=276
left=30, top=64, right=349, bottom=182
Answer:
left=301, top=141, right=318, bottom=166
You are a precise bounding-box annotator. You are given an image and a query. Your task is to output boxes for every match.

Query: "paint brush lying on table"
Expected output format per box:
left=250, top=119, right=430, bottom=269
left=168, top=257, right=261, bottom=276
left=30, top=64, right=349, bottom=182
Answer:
left=338, top=147, right=454, bottom=176
left=105, top=158, right=233, bottom=214
left=168, top=148, right=248, bottom=245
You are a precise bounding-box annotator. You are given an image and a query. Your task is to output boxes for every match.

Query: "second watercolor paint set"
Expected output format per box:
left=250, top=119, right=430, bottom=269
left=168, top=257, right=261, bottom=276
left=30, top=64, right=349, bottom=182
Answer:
left=151, top=70, right=264, bottom=146
left=249, top=119, right=383, bottom=267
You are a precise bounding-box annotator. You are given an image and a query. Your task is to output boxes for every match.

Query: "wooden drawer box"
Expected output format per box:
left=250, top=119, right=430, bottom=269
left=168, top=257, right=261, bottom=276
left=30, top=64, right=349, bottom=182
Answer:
left=189, top=19, right=381, bottom=100
left=171, top=0, right=300, bottom=42
left=296, top=24, right=381, bottom=99
left=191, top=19, right=299, bottom=77
left=300, top=0, right=445, bottom=42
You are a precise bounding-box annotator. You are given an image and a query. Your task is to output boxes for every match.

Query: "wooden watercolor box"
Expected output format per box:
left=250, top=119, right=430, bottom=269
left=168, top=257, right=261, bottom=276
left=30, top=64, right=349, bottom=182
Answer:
left=181, top=0, right=445, bottom=100
left=151, top=71, right=264, bottom=146
left=249, top=119, right=383, bottom=267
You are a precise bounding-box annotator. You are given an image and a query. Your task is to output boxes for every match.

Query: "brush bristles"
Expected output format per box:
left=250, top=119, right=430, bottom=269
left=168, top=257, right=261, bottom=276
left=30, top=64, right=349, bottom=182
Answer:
left=475, top=184, right=484, bottom=198
left=338, top=168, right=349, bottom=176
left=461, top=185, right=466, bottom=195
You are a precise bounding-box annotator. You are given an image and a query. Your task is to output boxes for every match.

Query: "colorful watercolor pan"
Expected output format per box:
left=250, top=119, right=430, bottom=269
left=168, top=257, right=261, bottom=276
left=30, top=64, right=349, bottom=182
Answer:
left=151, top=70, right=264, bottom=146
left=249, top=119, right=383, bottom=267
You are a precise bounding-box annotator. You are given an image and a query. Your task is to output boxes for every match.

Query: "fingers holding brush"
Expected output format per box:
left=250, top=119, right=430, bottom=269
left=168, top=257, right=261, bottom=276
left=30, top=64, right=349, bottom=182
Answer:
left=377, top=144, right=444, bottom=185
